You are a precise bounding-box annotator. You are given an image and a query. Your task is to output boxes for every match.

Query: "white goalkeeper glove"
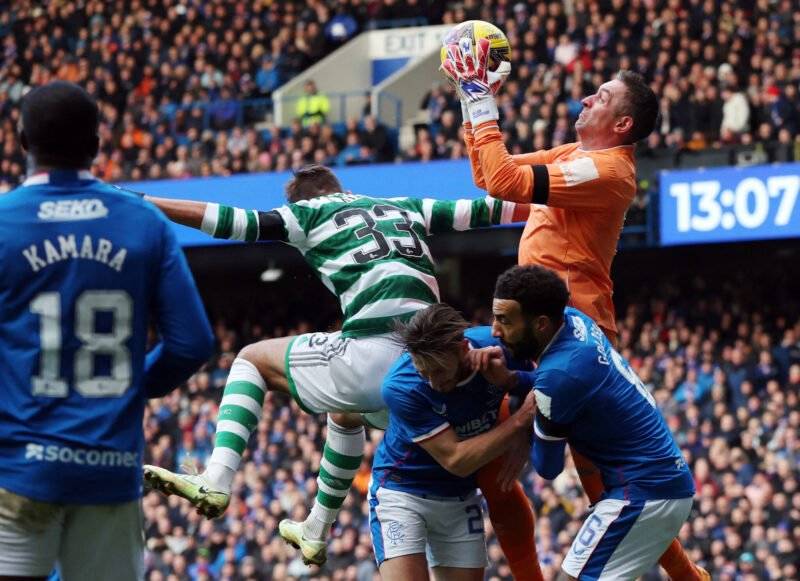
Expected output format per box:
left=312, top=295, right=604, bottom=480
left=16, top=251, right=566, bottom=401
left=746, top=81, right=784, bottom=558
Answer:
left=441, top=37, right=510, bottom=126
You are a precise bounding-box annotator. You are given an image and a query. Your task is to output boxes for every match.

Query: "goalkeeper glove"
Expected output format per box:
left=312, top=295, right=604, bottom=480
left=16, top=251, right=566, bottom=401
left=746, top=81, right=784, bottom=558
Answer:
left=441, top=38, right=510, bottom=126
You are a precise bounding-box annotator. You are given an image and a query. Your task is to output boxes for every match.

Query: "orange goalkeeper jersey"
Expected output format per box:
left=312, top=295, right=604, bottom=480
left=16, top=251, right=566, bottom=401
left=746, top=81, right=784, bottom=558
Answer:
left=466, top=122, right=637, bottom=336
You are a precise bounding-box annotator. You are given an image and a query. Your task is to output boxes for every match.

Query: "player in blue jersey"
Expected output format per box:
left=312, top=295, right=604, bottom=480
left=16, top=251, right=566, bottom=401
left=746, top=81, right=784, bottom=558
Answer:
left=0, top=81, right=214, bottom=580
left=482, top=265, right=695, bottom=580
left=370, top=304, right=538, bottom=581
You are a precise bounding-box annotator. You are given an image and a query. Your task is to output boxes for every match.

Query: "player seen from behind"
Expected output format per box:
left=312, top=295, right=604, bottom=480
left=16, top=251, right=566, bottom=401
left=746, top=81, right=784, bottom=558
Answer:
left=0, top=81, right=214, bottom=580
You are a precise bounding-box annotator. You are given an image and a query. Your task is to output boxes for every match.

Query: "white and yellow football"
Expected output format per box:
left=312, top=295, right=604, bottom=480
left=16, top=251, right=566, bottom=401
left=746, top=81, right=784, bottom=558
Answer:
left=440, top=20, right=512, bottom=72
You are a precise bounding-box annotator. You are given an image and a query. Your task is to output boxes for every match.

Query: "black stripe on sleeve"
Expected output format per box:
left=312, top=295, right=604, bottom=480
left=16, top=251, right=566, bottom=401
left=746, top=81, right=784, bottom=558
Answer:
left=531, top=164, right=550, bottom=205
left=257, top=210, right=288, bottom=241
left=536, top=411, right=570, bottom=439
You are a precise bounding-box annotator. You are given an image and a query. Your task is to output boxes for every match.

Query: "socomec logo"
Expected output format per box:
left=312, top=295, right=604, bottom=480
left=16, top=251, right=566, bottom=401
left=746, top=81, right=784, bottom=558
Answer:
left=25, top=443, right=138, bottom=467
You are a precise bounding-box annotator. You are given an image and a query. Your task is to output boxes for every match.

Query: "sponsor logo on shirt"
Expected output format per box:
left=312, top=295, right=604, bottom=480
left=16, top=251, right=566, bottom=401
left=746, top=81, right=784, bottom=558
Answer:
left=571, top=315, right=588, bottom=342
left=24, top=443, right=138, bottom=468
left=454, top=409, right=499, bottom=438
left=38, top=199, right=109, bottom=221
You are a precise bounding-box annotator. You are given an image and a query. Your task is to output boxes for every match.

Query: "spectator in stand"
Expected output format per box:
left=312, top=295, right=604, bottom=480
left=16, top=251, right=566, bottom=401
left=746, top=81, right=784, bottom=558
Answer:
left=720, top=86, right=751, bottom=136
left=295, top=79, right=330, bottom=128
left=360, top=115, right=394, bottom=162
left=0, top=0, right=798, bottom=196
left=255, top=59, right=281, bottom=97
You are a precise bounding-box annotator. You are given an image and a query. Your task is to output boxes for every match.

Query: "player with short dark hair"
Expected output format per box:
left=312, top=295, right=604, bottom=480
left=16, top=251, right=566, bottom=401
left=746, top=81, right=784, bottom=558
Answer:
left=19, top=80, right=100, bottom=169
left=0, top=81, right=214, bottom=580
left=615, top=70, right=660, bottom=144
left=485, top=265, right=695, bottom=579
left=443, top=41, right=656, bottom=340
left=284, top=164, right=344, bottom=202
left=370, top=304, right=538, bottom=580
left=141, top=167, right=533, bottom=566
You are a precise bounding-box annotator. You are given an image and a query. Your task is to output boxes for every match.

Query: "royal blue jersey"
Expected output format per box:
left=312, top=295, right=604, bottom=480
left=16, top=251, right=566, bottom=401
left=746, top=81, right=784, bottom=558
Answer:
left=372, top=326, right=530, bottom=498
left=0, top=170, right=214, bottom=504
left=532, top=307, right=694, bottom=501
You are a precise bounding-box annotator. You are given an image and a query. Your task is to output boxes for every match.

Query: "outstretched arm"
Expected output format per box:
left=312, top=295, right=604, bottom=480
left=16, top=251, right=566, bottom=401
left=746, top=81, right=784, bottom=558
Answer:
left=144, top=214, right=215, bottom=398
left=419, top=390, right=536, bottom=477
left=144, top=196, right=207, bottom=229
left=145, top=196, right=287, bottom=242
left=420, top=195, right=530, bottom=235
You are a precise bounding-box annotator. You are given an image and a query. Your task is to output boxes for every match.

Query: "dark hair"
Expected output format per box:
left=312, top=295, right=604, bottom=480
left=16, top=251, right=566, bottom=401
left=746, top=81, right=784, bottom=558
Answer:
left=494, top=265, right=569, bottom=322
left=20, top=81, right=99, bottom=168
left=284, top=164, right=343, bottom=202
left=395, top=304, right=469, bottom=363
left=615, top=70, right=659, bottom=144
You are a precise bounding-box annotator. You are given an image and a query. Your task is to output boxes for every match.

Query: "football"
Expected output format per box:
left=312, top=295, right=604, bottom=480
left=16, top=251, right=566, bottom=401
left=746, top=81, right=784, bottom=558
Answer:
left=440, top=20, right=512, bottom=72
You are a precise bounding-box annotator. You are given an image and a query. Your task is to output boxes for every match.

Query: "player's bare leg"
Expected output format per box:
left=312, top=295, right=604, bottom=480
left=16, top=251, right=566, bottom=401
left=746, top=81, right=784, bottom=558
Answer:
left=146, top=335, right=368, bottom=565
left=379, top=554, right=431, bottom=581
left=280, top=411, right=365, bottom=566
left=571, top=450, right=709, bottom=580
left=431, top=567, right=484, bottom=581
left=144, top=337, right=294, bottom=517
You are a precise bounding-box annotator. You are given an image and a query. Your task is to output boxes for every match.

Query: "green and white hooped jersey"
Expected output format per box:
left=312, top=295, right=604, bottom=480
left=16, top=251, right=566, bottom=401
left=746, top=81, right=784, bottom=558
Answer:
left=204, top=193, right=521, bottom=337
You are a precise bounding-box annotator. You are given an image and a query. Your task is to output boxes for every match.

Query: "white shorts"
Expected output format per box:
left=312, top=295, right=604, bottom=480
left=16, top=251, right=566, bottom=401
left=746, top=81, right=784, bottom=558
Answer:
left=285, top=331, right=403, bottom=415
left=368, top=486, right=487, bottom=569
left=0, top=487, right=144, bottom=580
left=562, top=496, right=693, bottom=580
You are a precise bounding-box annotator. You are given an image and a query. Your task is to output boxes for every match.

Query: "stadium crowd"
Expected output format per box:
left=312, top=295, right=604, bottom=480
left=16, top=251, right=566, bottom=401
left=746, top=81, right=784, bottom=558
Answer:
left=1, top=0, right=799, bottom=190
left=141, top=269, right=800, bottom=580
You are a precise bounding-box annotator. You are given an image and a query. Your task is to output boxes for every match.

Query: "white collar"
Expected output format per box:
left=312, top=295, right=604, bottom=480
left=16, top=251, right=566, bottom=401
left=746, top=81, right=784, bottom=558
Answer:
left=536, top=322, right=566, bottom=364
left=456, top=342, right=479, bottom=386
left=23, top=170, right=96, bottom=186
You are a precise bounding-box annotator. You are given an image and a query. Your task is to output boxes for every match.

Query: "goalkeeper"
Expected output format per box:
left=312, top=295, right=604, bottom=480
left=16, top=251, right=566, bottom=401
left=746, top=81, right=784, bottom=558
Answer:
left=442, top=37, right=708, bottom=580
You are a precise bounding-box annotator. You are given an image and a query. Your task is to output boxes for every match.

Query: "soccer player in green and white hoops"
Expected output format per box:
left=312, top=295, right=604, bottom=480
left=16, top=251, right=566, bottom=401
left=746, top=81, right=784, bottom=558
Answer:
left=142, top=165, right=529, bottom=565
